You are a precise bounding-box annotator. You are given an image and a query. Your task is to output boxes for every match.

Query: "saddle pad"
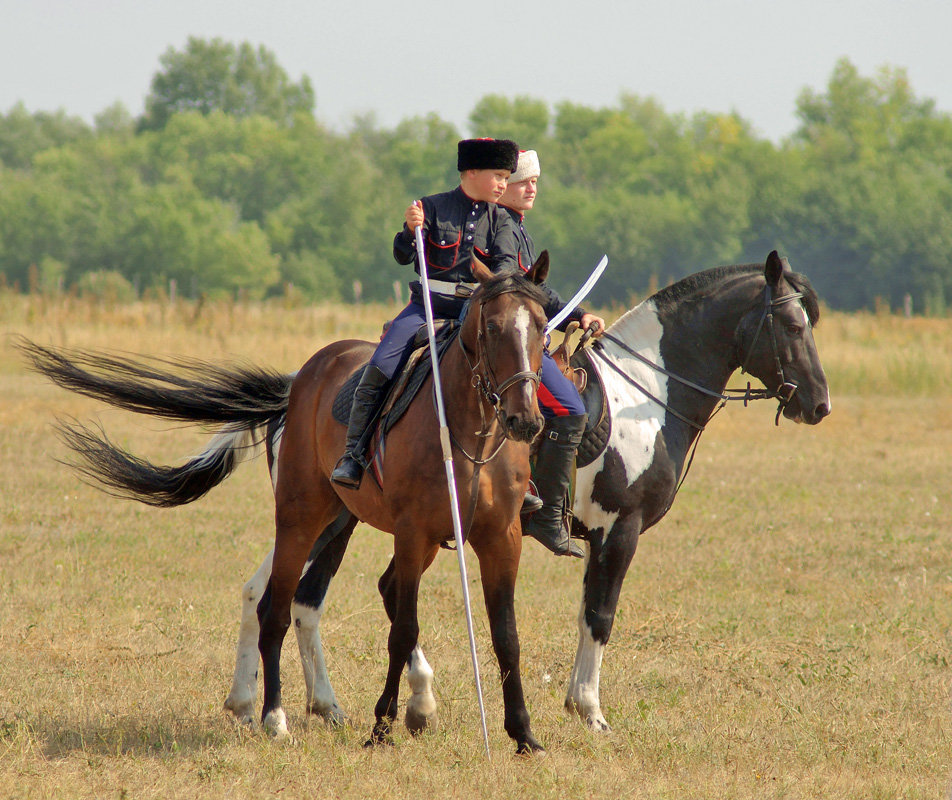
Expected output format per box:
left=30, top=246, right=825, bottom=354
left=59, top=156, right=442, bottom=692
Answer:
left=331, top=320, right=461, bottom=434
left=571, top=347, right=611, bottom=469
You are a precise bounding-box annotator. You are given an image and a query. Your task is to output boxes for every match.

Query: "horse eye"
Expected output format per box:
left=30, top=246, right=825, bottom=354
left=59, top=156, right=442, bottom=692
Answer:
left=786, top=324, right=802, bottom=337
left=486, top=321, right=500, bottom=336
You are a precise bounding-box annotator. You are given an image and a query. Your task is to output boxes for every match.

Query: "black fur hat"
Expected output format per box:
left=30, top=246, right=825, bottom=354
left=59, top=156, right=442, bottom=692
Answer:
left=457, top=138, right=519, bottom=172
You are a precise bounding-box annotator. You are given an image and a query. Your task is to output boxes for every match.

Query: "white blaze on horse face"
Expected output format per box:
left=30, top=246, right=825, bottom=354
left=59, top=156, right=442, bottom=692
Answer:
left=512, top=305, right=536, bottom=405
left=574, top=301, right=667, bottom=540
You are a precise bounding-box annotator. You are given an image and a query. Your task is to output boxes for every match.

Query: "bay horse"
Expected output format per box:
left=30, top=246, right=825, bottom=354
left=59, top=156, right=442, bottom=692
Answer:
left=222, top=250, right=831, bottom=732
left=20, top=260, right=553, bottom=755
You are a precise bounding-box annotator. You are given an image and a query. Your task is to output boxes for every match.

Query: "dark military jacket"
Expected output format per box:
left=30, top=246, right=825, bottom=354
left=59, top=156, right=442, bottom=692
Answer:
left=393, top=187, right=519, bottom=314
left=502, top=206, right=585, bottom=331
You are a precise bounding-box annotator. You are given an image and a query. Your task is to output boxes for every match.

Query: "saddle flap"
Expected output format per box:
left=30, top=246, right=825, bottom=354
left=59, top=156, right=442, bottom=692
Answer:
left=570, top=347, right=611, bottom=469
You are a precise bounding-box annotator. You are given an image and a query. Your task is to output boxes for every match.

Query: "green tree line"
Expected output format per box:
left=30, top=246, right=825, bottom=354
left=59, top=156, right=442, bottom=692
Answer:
left=2, top=38, right=950, bottom=313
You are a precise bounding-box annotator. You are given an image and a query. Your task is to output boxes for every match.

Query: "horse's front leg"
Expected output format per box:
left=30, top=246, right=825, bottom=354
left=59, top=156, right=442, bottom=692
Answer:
left=565, top=514, right=641, bottom=732
left=367, top=540, right=439, bottom=747
left=377, top=557, right=439, bottom=735
left=474, top=521, right=543, bottom=756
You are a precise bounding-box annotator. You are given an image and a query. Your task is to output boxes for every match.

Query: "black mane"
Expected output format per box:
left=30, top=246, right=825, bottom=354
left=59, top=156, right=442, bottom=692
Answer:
left=651, top=262, right=821, bottom=326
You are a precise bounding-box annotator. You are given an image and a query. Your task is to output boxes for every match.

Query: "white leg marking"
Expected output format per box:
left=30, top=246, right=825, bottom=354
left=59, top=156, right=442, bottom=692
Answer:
left=293, top=598, right=347, bottom=725
left=404, top=645, right=437, bottom=734
left=262, top=707, right=291, bottom=741
left=565, top=605, right=610, bottom=732
left=224, top=549, right=273, bottom=725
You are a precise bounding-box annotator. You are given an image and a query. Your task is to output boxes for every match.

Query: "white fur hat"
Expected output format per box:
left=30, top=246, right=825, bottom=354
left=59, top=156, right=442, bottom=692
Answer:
left=509, top=149, right=540, bottom=183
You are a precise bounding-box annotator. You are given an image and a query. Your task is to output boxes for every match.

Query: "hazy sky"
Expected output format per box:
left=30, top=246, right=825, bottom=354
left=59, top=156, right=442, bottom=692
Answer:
left=2, top=0, right=950, bottom=142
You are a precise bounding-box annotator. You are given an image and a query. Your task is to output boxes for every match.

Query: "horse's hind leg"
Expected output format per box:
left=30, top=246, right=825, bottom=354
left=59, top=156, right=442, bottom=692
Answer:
left=224, top=548, right=274, bottom=725
left=259, top=477, right=343, bottom=740
left=377, top=557, right=439, bottom=735
left=293, top=513, right=356, bottom=724
left=366, top=540, right=439, bottom=746
left=474, top=522, right=543, bottom=755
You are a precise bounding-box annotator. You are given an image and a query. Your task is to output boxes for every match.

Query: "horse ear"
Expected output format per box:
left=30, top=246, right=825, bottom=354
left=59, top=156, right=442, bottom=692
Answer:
left=471, top=255, right=494, bottom=284
left=764, top=250, right=784, bottom=288
left=525, top=250, right=549, bottom=285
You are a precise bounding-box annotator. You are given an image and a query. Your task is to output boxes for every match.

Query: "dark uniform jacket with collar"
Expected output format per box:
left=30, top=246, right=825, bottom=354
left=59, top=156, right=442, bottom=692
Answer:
left=393, top=186, right=519, bottom=316
left=503, top=206, right=586, bottom=332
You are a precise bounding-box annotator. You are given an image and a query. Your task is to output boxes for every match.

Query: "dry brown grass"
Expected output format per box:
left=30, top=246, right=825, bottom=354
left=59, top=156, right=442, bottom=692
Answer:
left=1, top=293, right=950, bottom=799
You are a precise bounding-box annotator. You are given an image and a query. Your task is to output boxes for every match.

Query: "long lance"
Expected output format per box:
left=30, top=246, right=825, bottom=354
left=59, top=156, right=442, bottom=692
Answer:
left=412, top=210, right=491, bottom=759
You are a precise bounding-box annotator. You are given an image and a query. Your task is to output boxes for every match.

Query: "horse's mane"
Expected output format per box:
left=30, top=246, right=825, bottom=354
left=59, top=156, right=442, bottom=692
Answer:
left=472, top=270, right=550, bottom=309
left=651, top=263, right=821, bottom=326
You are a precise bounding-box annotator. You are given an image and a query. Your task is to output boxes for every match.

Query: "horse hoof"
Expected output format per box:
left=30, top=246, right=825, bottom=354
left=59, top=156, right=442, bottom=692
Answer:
left=582, top=711, right=611, bottom=733
left=308, top=703, right=349, bottom=728
left=515, top=739, right=546, bottom=758
left=405, top=707, right=438, bottom=735
left=565, top=697, right=612, bottom=733
left=363, top=732, right=395, bottom=748
left=364, top=720, right=394, bottom=748
left=262, top=709, right=292, bottom=741
left=223, top=695, right=257, bottom=726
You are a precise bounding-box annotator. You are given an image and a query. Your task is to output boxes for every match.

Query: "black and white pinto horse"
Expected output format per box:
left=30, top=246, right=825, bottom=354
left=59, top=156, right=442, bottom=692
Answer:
left=220, top=251, right=831, bottom=732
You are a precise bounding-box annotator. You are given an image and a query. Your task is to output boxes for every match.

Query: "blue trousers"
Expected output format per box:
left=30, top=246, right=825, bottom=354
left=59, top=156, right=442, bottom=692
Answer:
left=539, top=349, right=585, bottom=419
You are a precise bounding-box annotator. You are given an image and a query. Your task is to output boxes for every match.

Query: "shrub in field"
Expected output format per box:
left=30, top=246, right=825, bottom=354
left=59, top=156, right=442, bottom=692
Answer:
left=75, top=270, right=136, bottom=304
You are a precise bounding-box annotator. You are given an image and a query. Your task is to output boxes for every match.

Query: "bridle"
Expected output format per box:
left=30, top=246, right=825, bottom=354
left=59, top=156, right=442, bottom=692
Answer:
left=593, top=281, right=806, bottom=431
left=453, top=288, right=543, bottom=463
left=737, top=282, right=804, bottom=423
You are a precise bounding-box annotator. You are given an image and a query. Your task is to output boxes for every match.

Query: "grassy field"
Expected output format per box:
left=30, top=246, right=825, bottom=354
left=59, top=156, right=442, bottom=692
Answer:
left=1, top=293, right=950, bottom=799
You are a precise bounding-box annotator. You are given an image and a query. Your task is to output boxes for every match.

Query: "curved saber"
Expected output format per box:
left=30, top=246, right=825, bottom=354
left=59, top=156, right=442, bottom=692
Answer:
left=413, top=213, right=491, bottom=759
left=544, top=254, right=609, bottom=335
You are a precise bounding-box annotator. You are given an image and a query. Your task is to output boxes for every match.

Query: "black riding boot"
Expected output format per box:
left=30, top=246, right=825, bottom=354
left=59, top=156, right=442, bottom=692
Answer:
left=522, top=413, right=588, bottom=558
left=330, top=365, right=390, bottom=489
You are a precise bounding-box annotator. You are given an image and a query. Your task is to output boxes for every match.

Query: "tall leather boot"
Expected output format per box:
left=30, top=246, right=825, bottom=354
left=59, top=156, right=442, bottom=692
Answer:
left=330, top=365, right=390, bottom=489
left=522, top=413, right=587, bottom=558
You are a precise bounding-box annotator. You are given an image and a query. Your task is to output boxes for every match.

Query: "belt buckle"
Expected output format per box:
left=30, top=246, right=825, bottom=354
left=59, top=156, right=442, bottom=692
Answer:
left=454, top=284, right=474, bottom=298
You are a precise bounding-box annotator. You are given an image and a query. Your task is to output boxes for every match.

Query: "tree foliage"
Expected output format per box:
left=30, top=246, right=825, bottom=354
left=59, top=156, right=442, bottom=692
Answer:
left=2, top=46, right=951, bottom=314
left=139, top=38, right=314, bottom=132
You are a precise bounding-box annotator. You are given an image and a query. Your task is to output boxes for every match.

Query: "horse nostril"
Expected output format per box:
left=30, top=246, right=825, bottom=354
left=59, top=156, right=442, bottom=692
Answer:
left=815, top=402, right=831, bottom=420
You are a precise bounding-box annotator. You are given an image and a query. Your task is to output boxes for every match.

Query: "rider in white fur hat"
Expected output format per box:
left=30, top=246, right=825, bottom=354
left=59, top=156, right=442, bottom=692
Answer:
left=499, top=149, right=605, bottom=558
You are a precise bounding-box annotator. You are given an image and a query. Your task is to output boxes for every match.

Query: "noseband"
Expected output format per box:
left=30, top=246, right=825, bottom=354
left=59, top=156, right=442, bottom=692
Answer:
left=738, top=284, right=804, bottom=423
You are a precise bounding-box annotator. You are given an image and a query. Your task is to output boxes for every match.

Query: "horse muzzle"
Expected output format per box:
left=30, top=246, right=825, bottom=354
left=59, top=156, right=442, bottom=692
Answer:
left=778, top=382, right=831, bottom=425
left=504, top=411, right=544, bottom=443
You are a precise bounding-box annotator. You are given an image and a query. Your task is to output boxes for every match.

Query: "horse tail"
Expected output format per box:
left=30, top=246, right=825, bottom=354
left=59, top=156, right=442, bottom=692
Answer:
left=55, top=420, right=279, bottom=507
left=15, top=337, right=292, bottom=427
left=15, top=337, right=294, bottom=507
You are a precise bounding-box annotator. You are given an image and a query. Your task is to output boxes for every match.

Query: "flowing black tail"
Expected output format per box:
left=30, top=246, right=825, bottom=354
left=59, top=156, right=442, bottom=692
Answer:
left=16, top=337, right=294, bottom=507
